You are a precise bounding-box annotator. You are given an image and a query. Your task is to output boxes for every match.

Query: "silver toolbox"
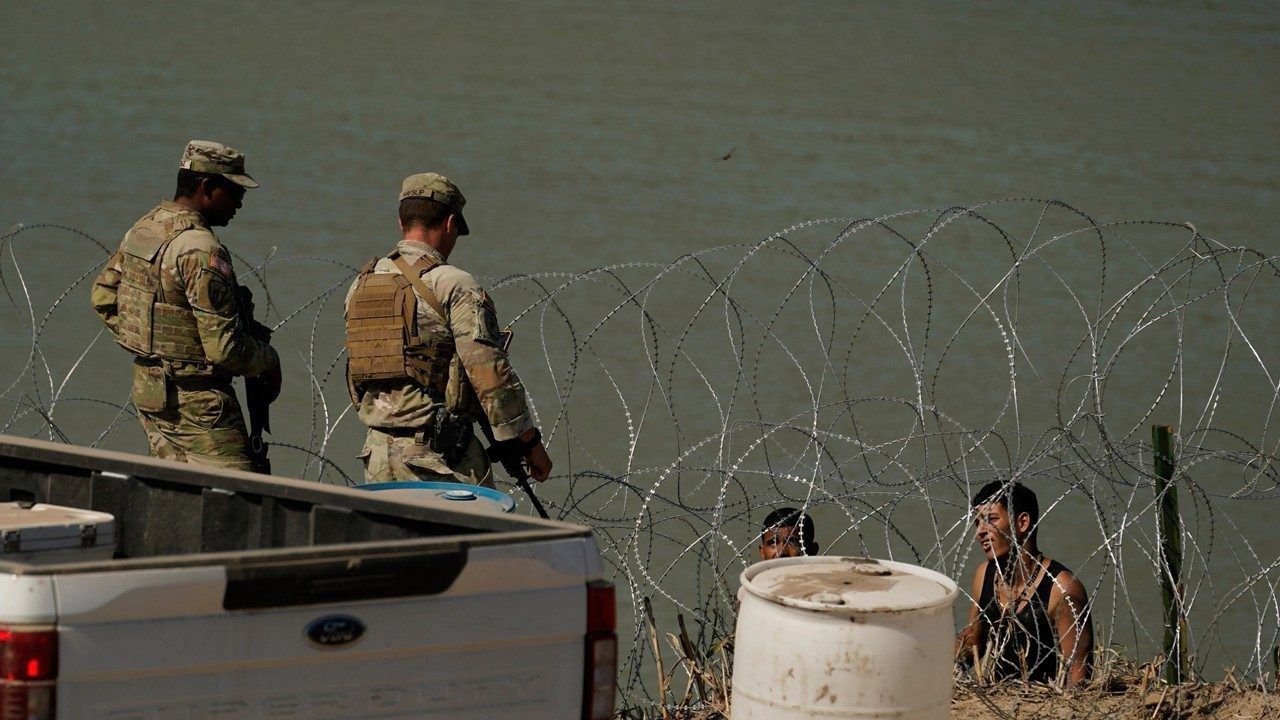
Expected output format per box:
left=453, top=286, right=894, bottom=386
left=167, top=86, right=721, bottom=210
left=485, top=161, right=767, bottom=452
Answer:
left=0, top=502, right=117, bottom=564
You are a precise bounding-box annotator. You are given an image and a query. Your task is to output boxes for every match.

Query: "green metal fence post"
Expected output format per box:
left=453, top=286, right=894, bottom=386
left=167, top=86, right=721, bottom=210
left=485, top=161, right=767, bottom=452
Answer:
left=1152, top=424, right=1186, bottom=684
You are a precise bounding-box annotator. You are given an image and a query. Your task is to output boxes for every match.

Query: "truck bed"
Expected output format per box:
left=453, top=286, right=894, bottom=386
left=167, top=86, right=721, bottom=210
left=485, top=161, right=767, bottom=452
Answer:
left=0, top=435, right=586, bottom=573
left=0, top=436, right=611, bottom=720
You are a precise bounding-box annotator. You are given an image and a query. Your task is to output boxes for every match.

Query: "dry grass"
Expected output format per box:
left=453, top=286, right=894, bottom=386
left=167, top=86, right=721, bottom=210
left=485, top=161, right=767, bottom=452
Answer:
left=634, top=599, right=731, bottom=720
left=950, top=648, right=1278, bottom=719
left=622, top=615, right=1278, bottom=719
left=952, top=677, right=1277, bottom=719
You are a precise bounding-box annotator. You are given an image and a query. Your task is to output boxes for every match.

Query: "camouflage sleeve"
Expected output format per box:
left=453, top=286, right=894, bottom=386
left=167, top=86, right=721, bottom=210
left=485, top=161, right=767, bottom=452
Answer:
left=440, top=271, right=534, bottom=442
left=90, top=250, right=124, bottom=336
left=173, top=233, right=279, bottom=377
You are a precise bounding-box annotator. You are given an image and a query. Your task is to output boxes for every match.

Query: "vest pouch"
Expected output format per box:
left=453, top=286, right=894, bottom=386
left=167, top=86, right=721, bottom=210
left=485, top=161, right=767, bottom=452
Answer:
left=132, top=362, right=171, bottom=413
left=444, top=355, right=482, bottom=419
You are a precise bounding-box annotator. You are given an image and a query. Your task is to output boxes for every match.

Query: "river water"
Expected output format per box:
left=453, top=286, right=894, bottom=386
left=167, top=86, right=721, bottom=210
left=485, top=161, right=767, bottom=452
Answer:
left=3, top=0, right=1278, bottom=689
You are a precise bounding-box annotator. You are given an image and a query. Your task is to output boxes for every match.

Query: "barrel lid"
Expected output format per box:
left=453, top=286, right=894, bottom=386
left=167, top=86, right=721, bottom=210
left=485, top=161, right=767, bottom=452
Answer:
left=355, top=481, right=517, bottom=513
left=741, top=556, right=957, bottom=613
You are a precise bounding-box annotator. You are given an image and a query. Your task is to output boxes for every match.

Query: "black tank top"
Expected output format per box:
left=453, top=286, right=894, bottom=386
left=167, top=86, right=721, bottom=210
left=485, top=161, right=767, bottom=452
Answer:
left=977, top=556, right=1069, bottom=683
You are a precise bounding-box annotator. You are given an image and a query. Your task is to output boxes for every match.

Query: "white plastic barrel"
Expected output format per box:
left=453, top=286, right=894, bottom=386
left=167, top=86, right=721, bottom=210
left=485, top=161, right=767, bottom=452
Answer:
left=731, top=556, right=958, bottom=720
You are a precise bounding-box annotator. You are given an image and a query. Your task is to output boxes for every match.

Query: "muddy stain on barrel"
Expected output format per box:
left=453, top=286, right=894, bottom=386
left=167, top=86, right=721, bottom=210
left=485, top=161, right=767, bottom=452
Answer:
left=757, top=567, right=899, bottom=599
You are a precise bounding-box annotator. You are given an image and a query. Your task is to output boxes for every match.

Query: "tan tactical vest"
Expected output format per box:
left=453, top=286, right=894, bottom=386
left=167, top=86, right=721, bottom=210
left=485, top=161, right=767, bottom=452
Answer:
left=346, top=253, right=455, bottom=403
left=115, top=210, right=207, bottom=363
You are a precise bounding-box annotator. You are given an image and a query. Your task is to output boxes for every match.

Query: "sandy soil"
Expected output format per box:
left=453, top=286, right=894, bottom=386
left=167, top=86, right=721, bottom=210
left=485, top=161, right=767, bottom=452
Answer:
left=667, top=682, right=1278, bottom=719
left=645, top=638, right=1279, bottom=719
left=951, top=682, right=1279, bottom=719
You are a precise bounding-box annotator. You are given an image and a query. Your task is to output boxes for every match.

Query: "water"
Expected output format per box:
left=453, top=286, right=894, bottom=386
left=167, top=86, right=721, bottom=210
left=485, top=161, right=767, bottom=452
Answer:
left=3, top=0, right=1278, bottom=694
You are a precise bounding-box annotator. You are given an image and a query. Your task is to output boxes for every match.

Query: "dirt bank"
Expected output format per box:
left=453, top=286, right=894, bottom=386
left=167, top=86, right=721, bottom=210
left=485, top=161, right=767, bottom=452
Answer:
left=952, top=681, right=1278, bottom=719
left=661, top=681, right=1278, bottom=719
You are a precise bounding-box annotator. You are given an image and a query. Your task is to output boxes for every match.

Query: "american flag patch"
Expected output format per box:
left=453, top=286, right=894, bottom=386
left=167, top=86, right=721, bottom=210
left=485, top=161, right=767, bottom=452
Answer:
left=210, top=252, right=234, bottom=279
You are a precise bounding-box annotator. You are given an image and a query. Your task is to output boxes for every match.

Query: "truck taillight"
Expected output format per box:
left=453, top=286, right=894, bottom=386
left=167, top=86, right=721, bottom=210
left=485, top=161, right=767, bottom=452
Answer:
left=583, top=581, right=616, bottom=720
left=0, top=625, right=57, bottom=720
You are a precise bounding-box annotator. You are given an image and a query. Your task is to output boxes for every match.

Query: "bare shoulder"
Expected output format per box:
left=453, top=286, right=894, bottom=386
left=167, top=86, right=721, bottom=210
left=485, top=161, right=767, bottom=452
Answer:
left=1045, top=561, right=1088, bottom=607
left=970, top=559, right=989, bottom=594
left=1051, top=566, right=1085, bottom=593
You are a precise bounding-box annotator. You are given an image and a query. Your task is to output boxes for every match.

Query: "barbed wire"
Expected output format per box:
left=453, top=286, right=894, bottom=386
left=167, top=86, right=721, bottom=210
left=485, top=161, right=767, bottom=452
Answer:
left=3, top=199, right=1278, bottom=716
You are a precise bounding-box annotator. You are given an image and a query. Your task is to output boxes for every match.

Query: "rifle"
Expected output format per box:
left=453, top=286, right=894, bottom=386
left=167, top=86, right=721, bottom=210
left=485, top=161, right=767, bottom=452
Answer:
left=479, top=329, right=549, bottom=519
left=239, top=287, right=275, bottom=475
left=480, top=420, right=548, bottom=520
left=244, top=373, right=272, bottom=475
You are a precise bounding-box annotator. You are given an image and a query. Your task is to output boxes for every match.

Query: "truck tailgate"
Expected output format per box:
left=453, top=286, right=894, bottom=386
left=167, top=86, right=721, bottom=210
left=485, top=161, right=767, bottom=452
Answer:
left=53, top=539, right=593, bottom=720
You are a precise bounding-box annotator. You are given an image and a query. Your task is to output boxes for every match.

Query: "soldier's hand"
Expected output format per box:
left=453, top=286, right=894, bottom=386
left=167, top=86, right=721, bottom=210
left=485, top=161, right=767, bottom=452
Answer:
left=524, top=441, right=552, bottom=483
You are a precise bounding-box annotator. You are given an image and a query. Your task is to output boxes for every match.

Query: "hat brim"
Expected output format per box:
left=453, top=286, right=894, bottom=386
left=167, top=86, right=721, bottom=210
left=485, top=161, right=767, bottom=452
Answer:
left=225, top=173, right=260, bottom=189
left=457, top=212, right=470, bottom=236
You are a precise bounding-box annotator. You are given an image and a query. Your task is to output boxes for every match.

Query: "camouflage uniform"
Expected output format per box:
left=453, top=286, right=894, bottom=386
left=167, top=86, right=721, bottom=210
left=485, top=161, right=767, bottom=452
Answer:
left=91, top=141, right=278, bottom=470
left=346, top=173, right=534, bottom=486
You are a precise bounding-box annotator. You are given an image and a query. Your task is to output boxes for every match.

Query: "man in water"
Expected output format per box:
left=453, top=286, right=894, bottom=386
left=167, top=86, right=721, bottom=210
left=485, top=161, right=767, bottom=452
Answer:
left=344, top=172, right=551, bottom=485
left=955, top=481, right=1093, bottom=687
left=91, top=140, right=281, bottom=470
left=758, top=507, right=819, bottom=560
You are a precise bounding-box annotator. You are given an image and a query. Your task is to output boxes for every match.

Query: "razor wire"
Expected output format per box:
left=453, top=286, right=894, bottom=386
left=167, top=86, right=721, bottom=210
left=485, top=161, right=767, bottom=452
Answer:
left=3, top=198, right=1279, bottom=716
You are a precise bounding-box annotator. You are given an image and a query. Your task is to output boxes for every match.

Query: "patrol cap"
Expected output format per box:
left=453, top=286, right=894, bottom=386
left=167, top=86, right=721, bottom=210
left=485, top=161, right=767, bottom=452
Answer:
left=400, top=172, right=469, bottom=235
left=179, top=140, right=259, bottom=189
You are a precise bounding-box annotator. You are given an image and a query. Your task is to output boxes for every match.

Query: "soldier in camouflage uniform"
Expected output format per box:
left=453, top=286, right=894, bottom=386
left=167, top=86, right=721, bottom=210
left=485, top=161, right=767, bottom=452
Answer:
left=345, top=173, right=552, bottom=486
left=91, top=140, right=281, bottom=471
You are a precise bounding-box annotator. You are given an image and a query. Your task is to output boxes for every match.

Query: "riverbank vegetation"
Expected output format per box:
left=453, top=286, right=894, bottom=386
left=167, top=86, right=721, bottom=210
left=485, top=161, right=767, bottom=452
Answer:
left=623, top=613, right=1279, bottom=719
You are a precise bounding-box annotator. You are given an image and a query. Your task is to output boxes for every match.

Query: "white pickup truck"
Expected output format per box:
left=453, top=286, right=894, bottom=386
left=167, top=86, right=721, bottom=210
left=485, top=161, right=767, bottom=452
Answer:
left=0, top=435, right=616, bottom=720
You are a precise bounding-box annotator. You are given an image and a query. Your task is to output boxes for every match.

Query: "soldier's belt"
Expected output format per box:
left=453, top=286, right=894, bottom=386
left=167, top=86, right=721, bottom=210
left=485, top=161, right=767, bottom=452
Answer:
left=170, top=375, right=235, bottom=392
left=375, top=418, right=472, bottom=465
left=132, top=357, right=230, bottom=386
left=378, top=426, right=427, bottom=440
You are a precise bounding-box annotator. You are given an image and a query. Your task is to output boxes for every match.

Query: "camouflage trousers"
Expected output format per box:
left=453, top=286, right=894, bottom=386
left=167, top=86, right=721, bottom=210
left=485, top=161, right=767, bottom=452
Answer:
left=137, top=383, right=255, bottom=471
left=358, top=427, right=493, bottom=487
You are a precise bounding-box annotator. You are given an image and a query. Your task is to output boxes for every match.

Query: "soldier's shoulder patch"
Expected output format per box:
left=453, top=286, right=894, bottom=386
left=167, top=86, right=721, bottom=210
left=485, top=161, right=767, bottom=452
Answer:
left=470, top=287, right=500, bottom=345
left=465, top=287, right=495, bottom=313
left=209, top=250, right=234, bottom=280
left=204, top=272, right=235, bottom=311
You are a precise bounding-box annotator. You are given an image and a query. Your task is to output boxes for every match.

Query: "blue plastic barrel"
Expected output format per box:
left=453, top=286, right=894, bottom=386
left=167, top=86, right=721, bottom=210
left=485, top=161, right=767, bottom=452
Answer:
left=356, top=481, right=517, bottom=513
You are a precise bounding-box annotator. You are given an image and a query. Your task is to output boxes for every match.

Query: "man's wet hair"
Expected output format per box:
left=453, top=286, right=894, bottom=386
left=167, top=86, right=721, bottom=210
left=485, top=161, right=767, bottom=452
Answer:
left=971, top=480, right=1040, bottom=544
left=174, top=169, right=234, bottom=200
left=761, top=507, right=818, bottom=555
left=399, top=197, right=453, bottom=231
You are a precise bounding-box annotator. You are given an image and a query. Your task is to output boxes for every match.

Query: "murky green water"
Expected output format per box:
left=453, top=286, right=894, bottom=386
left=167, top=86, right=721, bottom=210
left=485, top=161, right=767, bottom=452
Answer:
left=3, top=1, right=1278, bottom=686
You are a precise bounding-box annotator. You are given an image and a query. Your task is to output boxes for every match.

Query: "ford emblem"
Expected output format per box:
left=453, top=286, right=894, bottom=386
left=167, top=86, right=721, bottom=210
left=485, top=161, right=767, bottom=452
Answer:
left=305, top=615, right=366, bottom=650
